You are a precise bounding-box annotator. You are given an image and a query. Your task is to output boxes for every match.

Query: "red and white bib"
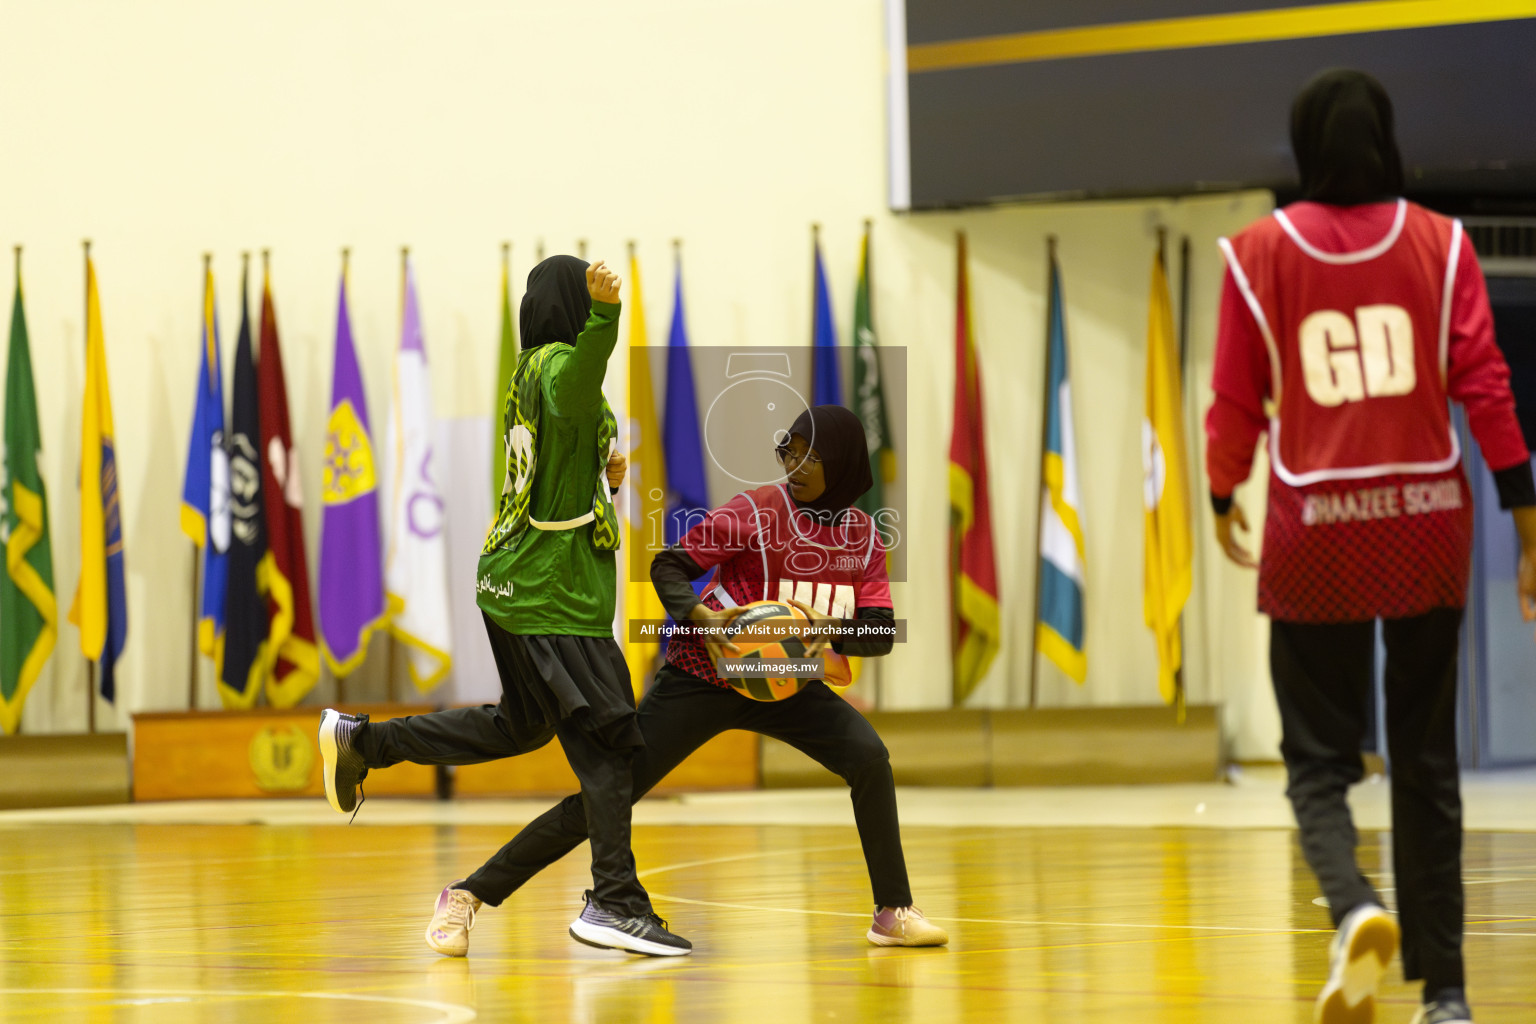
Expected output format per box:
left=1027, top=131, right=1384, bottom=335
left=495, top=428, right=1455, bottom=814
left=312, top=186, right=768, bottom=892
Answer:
left=1221, top=199, right=1463, bottom=486
left=667, top=484, right=892, bottom=686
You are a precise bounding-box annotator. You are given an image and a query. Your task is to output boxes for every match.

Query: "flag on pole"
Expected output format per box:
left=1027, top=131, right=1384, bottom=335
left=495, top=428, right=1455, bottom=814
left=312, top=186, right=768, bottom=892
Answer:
left=318, top=258, right=387, bottom=678
left=1036, top=246, right=1088, bottom=684
left=662, top=251, right=708, bottom=545
left=623, top=249, right=667, bottom=696
left=0, top=254, right=56, bottom=734
left=70, top=253, right=128, bottom=703
left=1143, top=241, right=1193, bottom=706
left=181, top=263, right=229, bottom=671
left=257, top=257, right=319, bottom=708
left=811, top=230, right=843, bottom=408
left=385, top=256, right=453, bottom=692
left=491, top=245, right=517, bottom=505
left=948, top=234, right=1000, bottom=704
left=851, top=223, right=894, bottom=518
left=219, top=259, right=269, bottom=708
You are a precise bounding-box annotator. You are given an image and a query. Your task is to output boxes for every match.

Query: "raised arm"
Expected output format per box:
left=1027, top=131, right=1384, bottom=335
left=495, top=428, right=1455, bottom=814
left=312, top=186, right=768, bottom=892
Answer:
left=548, top=261, right=622, bottom=417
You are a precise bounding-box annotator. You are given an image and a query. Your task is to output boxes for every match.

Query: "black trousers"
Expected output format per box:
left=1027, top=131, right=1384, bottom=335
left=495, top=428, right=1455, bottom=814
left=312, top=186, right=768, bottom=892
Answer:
left=358, top=635, right=650, bottom=918
left=363, top=664, right=913, bottom=911
left=1270, top=607, right=1464, bottom=992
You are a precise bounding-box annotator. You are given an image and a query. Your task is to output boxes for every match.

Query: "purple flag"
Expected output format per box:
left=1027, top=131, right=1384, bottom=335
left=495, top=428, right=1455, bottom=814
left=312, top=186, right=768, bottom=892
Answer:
left=318, top=269, right=386, bottom=677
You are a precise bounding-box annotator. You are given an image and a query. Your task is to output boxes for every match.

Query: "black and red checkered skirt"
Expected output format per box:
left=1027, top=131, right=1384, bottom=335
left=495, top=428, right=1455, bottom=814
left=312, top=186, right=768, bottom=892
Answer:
left=1258, top=467, right=1473, bottom=623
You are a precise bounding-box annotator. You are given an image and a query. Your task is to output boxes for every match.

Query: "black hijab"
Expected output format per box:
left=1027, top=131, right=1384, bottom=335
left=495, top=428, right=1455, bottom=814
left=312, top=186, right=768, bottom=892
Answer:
left=786, top=404, right=874, bottom=519
left=520, top=255, right=591, bottom=349
left=1290, top=69, right=1404, bottom=205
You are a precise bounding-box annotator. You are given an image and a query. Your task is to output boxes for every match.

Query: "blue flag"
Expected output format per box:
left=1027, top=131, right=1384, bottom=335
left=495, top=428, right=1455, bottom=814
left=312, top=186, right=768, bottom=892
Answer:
left=811, top=238, right=842, bottom=407
left=662, top=256, right=708, bottom=546
left=180, top=265, right=229, bottom=671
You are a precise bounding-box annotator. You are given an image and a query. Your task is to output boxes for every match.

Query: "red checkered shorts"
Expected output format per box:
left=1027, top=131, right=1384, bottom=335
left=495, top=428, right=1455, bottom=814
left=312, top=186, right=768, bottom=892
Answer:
left=1258, top=468, right=1473, bottom=623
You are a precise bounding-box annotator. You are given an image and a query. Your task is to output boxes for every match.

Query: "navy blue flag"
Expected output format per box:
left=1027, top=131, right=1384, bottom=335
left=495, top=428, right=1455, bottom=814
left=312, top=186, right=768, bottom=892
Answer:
left=662, top=255, right=709, bottom=546
left=811, top=236, right=842, bottom=407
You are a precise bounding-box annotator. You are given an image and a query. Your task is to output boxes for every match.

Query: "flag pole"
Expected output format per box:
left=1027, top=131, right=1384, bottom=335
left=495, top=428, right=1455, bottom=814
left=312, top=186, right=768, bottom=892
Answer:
left=577, top=238, right=588, bottom=261
left=536, top=238, right=545, bottom=263
left=385, top=246, right=408, bottom=705
left=1154, top=227, right=1185, bottom=716
left=1176, top=231, right=1193, bottom=721
left=1027, top=236, right=1058, bottom=710
left=188, top=254, right=214, bottom=711
left=83, top=239, right=98, bottom=733
left=860, top=217, right=886, bottom=712
left=624, top=238, right=637, bottom=465
left=335, top=247, right=350, bottom=708
left=810, top=224, right=821, bottom=403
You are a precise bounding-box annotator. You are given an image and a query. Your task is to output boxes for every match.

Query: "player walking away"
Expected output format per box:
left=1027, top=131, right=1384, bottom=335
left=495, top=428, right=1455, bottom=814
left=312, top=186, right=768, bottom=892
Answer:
left=1206, top=70, right=1536, bottom=1024
left=330, top=404, right=948, bottom=955
left=318, top=255, right=690, bottom=958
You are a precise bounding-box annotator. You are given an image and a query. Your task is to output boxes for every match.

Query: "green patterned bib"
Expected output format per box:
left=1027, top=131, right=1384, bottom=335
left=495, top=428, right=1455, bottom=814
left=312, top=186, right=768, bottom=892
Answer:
left=483, top=343, right=620, bottom=555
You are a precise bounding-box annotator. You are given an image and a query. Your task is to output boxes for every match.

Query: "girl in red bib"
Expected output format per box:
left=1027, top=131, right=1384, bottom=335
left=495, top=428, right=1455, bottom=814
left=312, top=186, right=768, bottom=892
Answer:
left=1207, top=70, right=1536, bottom=1024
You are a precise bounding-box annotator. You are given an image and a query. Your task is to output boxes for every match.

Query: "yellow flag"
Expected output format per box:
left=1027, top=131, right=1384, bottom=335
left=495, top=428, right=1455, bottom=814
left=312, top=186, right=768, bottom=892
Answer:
left=622, top=251, right=668, bottom=699
left=70, top=256, right=112, bottom=659
left=1143, top=245, right=1192, bottom=705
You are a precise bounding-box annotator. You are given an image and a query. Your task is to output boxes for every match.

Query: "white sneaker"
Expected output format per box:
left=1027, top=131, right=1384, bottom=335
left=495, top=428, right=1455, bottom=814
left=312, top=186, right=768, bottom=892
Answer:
left=867, top=905, right=950, bottom=947
left=425, top=881, right=481, bottom=957
left=1315, top=903, right=1400, bottom=1024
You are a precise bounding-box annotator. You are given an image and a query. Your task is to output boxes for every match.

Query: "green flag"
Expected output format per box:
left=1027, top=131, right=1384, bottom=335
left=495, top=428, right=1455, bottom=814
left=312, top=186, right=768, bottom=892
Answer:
left=491, top=246, right=518, bottom=505
left=1, top=258, right=57, bottom=734
left=852, top=224, right=894, bottom=516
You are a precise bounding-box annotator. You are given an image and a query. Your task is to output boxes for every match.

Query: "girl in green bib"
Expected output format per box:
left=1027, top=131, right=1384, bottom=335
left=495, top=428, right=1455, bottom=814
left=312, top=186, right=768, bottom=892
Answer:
left=320, top=255, right=690, bottom=958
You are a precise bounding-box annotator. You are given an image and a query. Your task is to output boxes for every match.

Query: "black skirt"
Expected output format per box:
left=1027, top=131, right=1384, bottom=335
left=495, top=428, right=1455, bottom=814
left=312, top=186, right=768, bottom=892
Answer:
left=482, top=614, right=643, bottom=752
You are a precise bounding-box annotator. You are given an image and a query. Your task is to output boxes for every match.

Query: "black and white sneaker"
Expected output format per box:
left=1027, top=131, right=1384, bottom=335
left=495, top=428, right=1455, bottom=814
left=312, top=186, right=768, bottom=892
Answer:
left=568, top=892, right=692, bottom=957
left=1412, top=993, right=1472, bottom=1023
left=318, top=709, right=369, bottom=814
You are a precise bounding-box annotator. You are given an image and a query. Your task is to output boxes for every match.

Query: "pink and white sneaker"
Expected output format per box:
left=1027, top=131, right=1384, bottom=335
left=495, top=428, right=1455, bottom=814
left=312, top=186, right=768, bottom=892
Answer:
left=867, top=905, right=949, bottom=947
left=425, top=880, right=482, bottom=957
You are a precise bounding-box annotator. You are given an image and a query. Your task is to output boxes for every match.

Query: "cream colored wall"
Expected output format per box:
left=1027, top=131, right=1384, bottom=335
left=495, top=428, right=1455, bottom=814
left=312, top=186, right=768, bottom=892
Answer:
left=0, top=1, right=1282, bottom=759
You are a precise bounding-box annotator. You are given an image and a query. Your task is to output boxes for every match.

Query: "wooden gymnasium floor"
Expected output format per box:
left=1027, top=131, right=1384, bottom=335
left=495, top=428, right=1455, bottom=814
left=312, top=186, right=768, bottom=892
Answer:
left=1, top=775, right=1534, bottom=1023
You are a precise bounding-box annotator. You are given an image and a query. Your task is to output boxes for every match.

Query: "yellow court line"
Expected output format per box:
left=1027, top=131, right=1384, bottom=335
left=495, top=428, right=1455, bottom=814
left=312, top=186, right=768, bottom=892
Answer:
left=907, top=0, right=1536, bottom=73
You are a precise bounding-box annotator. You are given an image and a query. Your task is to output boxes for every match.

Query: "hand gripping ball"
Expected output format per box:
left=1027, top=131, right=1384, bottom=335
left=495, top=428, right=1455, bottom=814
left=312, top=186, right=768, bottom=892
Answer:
left=717, top=600, right=818, bottom=701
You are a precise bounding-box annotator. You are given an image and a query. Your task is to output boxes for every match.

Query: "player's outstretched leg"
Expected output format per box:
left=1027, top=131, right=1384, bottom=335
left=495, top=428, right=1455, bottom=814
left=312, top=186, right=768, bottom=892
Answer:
left=425, top=880, right=482, bottom=957
left=1314, top=903, right=1399, bottom=1024
left=318, top=709, right=369, bottom=814
left=568, top=891, right=692, bottom=957
left=749, top=682, right=949, bottom=948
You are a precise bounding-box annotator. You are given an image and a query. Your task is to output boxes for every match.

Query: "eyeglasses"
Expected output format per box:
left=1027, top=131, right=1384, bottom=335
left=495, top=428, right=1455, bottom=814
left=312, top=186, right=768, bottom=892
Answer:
left=774, top=444, right=821, bottom=468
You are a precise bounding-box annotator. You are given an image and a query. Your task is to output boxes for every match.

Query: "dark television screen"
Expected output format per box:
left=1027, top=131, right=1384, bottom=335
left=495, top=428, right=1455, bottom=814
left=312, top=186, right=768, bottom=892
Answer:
left=893, top=1, right=1536, bottom=209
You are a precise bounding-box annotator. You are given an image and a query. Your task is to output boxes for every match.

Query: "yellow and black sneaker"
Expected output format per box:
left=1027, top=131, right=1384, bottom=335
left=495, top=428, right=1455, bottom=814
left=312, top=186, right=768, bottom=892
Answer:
left=318, top=709, right=370, bottom=815
left=1315, top=903, right=1399, bottom=1023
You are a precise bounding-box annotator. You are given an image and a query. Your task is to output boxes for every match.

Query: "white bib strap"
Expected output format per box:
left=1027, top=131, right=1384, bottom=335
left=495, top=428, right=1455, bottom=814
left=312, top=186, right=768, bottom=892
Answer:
left=710, top=584, right=738, bottom=609
left=529, top=510, right=596, bottom=531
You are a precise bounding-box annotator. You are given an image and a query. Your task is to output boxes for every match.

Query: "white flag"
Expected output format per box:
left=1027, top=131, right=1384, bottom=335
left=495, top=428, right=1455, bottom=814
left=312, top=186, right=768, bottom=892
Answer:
left=385, top=259, right=453, bottom=691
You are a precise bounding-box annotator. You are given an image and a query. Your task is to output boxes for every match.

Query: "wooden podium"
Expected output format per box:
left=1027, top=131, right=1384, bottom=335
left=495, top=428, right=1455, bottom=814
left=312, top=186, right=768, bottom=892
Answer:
left=131, top=704, right=438, bottom=801
left=130, top=705, right=761, bottom=801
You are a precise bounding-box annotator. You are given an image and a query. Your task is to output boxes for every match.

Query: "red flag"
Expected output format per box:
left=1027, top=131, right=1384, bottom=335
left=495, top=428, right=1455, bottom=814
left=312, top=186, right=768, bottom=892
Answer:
left=949, top=233, right=1000, bottom=704
left=256, top=260, right=319, bottom=707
